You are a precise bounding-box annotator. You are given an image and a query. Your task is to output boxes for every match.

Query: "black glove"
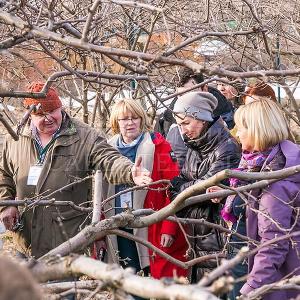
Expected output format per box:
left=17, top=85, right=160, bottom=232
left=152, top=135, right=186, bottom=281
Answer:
left=170, top=176, right=187, bottom=192
left=169, top=187, right=179, bottom=201
left=169, top=176, right=187, bottom=201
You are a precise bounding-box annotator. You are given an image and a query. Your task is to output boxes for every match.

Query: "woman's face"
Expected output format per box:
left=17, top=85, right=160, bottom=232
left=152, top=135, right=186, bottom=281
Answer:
left=175, top=114, right=206, bottom=140
left=217, top=82, right=238, bottom=101
left=236, top=125, right=254, bottom=152
left=118, top=110, right=142, bottom=143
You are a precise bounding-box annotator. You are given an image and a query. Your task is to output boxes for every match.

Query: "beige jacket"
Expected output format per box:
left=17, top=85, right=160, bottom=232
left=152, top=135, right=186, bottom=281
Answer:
left=103, top=132, right=155, bottom=269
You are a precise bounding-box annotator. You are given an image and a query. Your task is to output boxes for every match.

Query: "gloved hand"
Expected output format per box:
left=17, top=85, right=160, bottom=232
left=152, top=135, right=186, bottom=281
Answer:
left=169, top=176, right=188, bottom=201
left=170, top=176, right=188, bottom=192
left=169, top=187, right=179, bottom=201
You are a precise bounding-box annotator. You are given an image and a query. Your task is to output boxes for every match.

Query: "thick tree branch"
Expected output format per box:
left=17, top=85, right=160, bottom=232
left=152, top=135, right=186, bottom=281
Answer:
left=31, top=255, right=219, bottom=300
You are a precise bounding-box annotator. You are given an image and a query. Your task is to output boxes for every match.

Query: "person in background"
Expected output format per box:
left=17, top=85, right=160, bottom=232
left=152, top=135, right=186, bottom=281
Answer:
left=216, top=66, right=246, bottom=110
left=242, top=81, right=300, bottom=144
left=103, top=99, right=188, bottom=281
left=175, top=68, right=235, bottom=129
left=169, top=91, right=241, bottom=282
left=230, top=81, right=276, bottom=140
left=0, top=82, right=152, bottom=259
left=157, top=68, right=226, bottom=138
left=243, top=81, right=276, bottom=104
left=209, top=99, right=300, bottom=299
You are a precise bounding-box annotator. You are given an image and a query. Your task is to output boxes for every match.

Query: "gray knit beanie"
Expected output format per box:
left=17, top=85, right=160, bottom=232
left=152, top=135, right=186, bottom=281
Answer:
left=173, top=92, right=218, bottom=122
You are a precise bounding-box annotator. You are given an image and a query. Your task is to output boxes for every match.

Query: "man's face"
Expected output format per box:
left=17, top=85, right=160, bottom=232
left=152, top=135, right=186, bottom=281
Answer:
left=175, top=114, right=206, bottom=140
left=177, top=78, right=208, bottom=94
left=30, top=107, right=62, bottom=136
left=216, top=82, right=238, bottom=101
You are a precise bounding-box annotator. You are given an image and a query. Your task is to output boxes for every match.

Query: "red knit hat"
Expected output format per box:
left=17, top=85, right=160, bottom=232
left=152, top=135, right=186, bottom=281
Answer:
left=24, top=82, right=62, bottom=114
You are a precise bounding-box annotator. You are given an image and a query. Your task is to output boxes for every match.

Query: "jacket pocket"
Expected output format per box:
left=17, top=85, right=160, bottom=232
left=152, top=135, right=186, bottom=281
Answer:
left=51, top=209, right=88, bottom=250
left=51, top=154, right=75, bottom=170
left=186, top=204, right=225, bottom=252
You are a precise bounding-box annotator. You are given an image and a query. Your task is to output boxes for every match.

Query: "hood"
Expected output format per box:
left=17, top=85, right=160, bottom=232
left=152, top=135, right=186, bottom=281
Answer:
left=266, top=140, right=300, bottom=184
left=280, top=140, right=300, bottom=183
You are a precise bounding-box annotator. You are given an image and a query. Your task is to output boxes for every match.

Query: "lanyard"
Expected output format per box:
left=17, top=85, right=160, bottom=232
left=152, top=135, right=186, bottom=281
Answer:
left=32, top=112, right=65, bottom=164
left=34, top=136, right=57, bottom=164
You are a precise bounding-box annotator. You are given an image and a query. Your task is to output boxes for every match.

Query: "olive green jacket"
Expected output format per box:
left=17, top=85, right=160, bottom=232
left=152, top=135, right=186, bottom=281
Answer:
left=0, top=114, right=134, bottom=258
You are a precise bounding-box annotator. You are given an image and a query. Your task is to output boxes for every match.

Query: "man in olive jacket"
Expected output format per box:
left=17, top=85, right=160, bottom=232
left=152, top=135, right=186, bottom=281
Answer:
left=0, top=83, right=152, bottom=258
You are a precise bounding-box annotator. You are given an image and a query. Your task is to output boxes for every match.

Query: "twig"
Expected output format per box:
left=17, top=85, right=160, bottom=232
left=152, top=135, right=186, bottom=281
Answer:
left=0, top=112, right=18, bottom=140
left=107, top=229, right=187, bottom=269
left=198, top=231, right=300, bottom=287
left=42, top=280, right=103, bottom=293
left=39, top=166, right=300, bottom=258
left=239, top=275, right=300, bottom=299
left=92, top=171, right=103, bottom=224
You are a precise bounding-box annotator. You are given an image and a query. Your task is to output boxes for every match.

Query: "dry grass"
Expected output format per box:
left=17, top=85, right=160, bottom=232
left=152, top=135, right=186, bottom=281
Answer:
left=0, top=231, right=18, bottom=258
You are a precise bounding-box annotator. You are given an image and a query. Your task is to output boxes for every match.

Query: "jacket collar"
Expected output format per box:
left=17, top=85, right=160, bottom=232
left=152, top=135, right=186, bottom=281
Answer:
left=109, top=132, right=155, bottom=175
left=262, top=140, right=300, bottom=183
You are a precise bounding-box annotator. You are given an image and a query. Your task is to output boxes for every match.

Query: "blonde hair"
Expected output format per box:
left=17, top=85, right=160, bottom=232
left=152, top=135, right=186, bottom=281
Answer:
left=110, top=99, right=152, bottom=135
left=234, top=98, right=290, bottom=151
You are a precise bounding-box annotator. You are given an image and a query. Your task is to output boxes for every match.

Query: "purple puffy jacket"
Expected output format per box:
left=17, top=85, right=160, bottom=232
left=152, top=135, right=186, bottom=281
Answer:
left=241, top=140, right=300, bottom=299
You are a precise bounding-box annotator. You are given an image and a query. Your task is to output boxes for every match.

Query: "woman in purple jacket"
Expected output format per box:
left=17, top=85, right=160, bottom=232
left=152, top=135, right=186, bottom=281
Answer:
left=236, top=99, right=300, bottom=299
left=208, top=98, right=300, bottom=299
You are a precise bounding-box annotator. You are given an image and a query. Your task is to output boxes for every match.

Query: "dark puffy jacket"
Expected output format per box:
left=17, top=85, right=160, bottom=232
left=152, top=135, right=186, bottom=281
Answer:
left=171, top=118, right=241, bottom=281
left=180, top=118, right=241, bottom=185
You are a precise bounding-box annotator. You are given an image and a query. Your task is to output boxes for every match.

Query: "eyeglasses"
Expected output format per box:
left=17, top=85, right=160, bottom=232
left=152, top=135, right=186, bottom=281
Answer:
left=32, top=108, right=60, bottom=119
left=118, top=117, right=140, bottom=123
left=34, top=113, right=51, bottom=119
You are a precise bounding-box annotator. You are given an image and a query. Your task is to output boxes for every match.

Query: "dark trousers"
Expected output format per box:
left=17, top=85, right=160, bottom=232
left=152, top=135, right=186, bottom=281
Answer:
left=228, top=247, right=248, bottom=300
left=118, top=228, right=150, bottom=300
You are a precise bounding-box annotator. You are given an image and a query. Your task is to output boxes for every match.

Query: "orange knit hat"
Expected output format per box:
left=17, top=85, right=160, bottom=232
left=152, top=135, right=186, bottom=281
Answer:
left=24, top=82, right=62, bottom=114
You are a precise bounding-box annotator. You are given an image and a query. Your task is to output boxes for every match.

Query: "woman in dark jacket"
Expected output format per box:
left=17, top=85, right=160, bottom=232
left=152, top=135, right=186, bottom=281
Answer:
left=170, top=91, right=241, bottom=282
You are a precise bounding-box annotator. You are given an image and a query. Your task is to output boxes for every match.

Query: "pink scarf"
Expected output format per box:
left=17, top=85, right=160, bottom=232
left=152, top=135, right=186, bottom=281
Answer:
left=221, top=149, right=272, bottom=223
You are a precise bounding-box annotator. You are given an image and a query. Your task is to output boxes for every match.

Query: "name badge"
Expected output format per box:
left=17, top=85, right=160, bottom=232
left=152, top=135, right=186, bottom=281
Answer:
left=27, top=165, right=43, bottom=186
left=120, top=192, right=133, bottom=209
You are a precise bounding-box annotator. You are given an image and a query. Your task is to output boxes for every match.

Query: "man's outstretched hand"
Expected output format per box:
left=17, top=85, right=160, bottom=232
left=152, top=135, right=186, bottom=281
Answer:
left=132, top=157, right=153, bottom=186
